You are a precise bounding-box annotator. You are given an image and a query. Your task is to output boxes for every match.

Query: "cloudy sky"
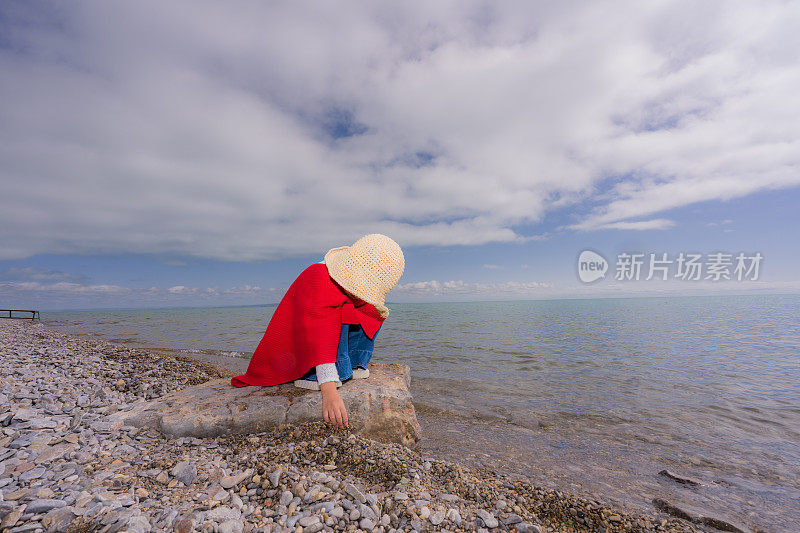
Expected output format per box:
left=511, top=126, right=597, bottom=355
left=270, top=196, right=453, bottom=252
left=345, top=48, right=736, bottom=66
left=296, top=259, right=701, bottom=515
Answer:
left=1, top=0, right=799, bottom=310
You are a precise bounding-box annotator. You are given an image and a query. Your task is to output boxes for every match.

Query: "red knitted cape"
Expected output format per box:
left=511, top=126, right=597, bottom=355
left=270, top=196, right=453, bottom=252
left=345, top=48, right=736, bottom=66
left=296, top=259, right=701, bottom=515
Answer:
left=230, top=263, right=385, bottom=387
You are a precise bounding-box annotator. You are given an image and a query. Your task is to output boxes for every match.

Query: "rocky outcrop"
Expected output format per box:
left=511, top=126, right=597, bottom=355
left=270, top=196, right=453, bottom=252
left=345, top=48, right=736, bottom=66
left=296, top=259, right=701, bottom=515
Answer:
left=110, top=362, right=420, bottom=447
left=652, top=498, right=751, bottom=533
left=658, top=469, right=706, bottom=487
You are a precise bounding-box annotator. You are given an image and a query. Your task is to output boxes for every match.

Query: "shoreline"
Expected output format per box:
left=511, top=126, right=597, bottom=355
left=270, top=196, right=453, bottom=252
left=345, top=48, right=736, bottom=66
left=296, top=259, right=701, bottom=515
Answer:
left=1, top=320, right=701, bottom=532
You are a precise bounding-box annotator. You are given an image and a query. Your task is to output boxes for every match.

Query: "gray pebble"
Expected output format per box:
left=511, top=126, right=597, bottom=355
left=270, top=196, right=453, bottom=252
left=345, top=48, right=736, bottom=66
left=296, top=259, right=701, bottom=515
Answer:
left=170, top=460, right=197, bottom=485
left=205, top=506, right=241, bottom=522
left=503, top=513, right=523, bottom=525
left=447, top=508, right=462, bottom=525
left=344, top=482, right=366, bottom=503
left=476, top=509, right=499, bottom=528
left=19, top=466, right=46, bottom=481
left=430, top=510, right=445, bottom=525
left=24, top=499, right=67, bottom=514
left=515, top=523, right=542, bottom=533
left=218, top=519, right=244, bottom=533
left=269, top=469, right=281, bottom=487
left=298, top=515, right=320, bottom=527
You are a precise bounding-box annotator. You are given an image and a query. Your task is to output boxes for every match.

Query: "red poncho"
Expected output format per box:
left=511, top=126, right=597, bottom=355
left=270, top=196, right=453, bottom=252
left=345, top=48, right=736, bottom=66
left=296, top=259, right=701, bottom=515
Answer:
left=231, top=263, right=385, bottom=387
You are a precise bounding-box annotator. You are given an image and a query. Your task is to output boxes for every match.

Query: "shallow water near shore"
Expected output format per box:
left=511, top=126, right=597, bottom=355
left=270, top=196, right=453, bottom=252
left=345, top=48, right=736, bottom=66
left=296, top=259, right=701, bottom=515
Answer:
left=44, top=294, right=800, bottom=532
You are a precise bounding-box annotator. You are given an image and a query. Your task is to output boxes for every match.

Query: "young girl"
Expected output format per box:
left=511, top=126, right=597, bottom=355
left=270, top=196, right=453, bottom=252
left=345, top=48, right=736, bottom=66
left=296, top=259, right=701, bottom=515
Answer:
left=231, top=234, right=404, bottom=429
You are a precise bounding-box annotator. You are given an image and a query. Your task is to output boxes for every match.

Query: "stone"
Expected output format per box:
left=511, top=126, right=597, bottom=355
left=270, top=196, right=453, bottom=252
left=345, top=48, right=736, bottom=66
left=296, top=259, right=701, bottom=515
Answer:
left=37, top=487, right=56, bottom=499
left=221, top=468, right=253, bottom=489
left=502, top=513, right=523, bottom=525
left=25, top=499, right=67, bottom=514
left=7, top=524, right=41, bottom=533
left=652, top=498, right=749, bottom=533
left=359, top=518, right=375, bottom=531
left=29, top=417, right=58, bottom=429
left=515, top=523, right=542, bottom=533
left=269, top=469, right=281, bottom=487
left=1, top=508, right=22, bottom=529
left=19, top=465, right=46, bottom=481
left=358, top=503, right=377, bottom=522
left=279, top=490, right=293, bottom=506
left=126, top=514, right=151, bottom=533
left=89, top=421, right=118, bottom=433
left=171, top=461, right=197, bottom=485
left=446, top=508, right=462, bottom=526
left=298, top=516, right=320, bottom=527
left=110, top=362, right=421, bottom=446
left=9, top=437, right=30, bottom=449
left=344, top=483, right=366, bottom=503
left=35, top=443, right=78, bottom=464
left=218, top=520, right=244, bottom=533
left=476, top=509, right=498, bottom=528
left=430, top=510, right=445, bottom=525
left=206, top=506, right=241, bottom=522
left=174, top=518, right=195, bottom=533
left=42, top=506, right=77, bottom=531
left=12, top=408, right=39, bottom=421
left=658, top=469, right=706, bottom=486
left=230, top=493, right=243, bottom=509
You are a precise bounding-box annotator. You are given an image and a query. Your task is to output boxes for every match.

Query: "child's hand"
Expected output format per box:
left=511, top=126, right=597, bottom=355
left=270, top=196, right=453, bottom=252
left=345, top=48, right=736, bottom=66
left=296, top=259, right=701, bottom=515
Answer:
left=320, top=382, right=348, bottom=428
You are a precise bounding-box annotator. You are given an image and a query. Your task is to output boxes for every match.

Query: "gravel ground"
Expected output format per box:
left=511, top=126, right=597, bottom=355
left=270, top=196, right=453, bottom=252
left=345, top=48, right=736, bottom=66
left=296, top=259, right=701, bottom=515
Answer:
left=0, top=320, right=698, bottom=533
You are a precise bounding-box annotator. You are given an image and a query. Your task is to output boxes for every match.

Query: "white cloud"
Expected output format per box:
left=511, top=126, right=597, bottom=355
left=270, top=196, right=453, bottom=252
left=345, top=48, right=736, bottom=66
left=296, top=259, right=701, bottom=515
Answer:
left=707, top=219, right=734, bottom=227
left=0, top=281, right=130, bottom=295
left=0, top=1, right=798, bottom=260
left=224, top=285, right=262, bottom=295
left=0, top=280, right=280, bottom=309
left=167, top=285, right=197, bottom=295
left=579, top=218, right=676, bottom=231
left=393, top=279, right=551, bottom=297
left=482, top=264, right=503, bottom=270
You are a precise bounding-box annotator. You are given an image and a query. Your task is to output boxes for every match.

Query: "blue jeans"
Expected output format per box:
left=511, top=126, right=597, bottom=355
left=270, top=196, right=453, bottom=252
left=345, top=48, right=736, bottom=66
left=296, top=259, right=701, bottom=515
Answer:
left=300, top=323, right=377, bottom=382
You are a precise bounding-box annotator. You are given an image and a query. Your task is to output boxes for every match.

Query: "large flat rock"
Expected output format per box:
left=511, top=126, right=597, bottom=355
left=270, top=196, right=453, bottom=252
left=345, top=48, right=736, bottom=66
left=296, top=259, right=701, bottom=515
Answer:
left=110, top=362, right=420, bottom=447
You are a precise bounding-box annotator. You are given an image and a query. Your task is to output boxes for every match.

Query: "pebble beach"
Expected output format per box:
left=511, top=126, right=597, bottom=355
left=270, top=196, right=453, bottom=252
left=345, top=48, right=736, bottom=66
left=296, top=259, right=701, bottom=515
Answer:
left=0, top=320, right=701, bottom=533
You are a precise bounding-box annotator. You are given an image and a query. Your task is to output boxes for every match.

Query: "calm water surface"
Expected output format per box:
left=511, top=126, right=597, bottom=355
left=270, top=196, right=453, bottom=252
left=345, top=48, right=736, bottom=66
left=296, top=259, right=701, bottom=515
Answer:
left=44, top=295, right=800, bottom=532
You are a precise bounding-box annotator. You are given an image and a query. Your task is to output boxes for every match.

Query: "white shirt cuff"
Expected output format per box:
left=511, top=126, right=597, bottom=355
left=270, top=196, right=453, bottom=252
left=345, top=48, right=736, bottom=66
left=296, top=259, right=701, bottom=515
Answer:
left=315, top=362, right=340, bottom=384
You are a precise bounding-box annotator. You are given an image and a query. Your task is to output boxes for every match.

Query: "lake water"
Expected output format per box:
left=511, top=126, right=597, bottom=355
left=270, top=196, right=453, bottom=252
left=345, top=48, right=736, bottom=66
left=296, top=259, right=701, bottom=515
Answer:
left=43, top=295, right=800, bottom=532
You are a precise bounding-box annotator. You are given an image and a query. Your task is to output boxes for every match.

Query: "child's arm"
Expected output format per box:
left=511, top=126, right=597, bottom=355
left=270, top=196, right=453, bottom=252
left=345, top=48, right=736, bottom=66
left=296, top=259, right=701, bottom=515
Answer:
left=320, top=381, right=348, bottom=427
left=317, top=363, right=347, bottom=427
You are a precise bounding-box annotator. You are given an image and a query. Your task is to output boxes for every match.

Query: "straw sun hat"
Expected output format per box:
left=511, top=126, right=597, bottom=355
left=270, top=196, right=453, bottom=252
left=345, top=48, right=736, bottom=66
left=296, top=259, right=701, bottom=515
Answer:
left=324, top=234, right=405, bottom=318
